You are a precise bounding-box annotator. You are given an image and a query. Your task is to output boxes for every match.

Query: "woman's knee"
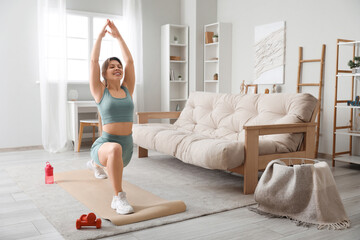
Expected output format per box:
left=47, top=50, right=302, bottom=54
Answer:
left=108, top=143, right=122, bottom=157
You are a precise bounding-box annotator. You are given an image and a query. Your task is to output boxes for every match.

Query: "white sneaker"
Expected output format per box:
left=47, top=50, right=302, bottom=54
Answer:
left=87, top=160, right=108, bottom=179
left=111, top=192, right=134, bottom=215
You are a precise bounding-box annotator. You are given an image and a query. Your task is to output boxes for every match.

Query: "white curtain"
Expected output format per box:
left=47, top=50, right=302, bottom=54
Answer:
left=123, top=0, right=144, bottom=119
left=38, top=0, right=71, bottom=152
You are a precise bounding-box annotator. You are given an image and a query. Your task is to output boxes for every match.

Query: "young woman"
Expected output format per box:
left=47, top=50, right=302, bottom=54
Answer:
left=88, top=19, right=135, bottom=215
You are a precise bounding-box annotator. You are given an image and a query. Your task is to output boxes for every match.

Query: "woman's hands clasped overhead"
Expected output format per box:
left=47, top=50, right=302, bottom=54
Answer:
left=107, top=20, right=121, bottom=39
left=98, top=19, right=121, bottom=39
left=98, top=20, right=108, bottom=39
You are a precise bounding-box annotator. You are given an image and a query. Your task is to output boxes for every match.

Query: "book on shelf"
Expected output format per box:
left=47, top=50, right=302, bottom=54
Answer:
left=170, top=56, right=181, bottom=60
left=205, top=32, right=214, bottom=44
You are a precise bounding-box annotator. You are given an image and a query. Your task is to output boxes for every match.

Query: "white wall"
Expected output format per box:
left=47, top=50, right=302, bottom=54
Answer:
left=181, top=0, right=197, bottom=92
left=195, top=0, right=217, bottom=91
left=0, top=0, right=42, bottom=148
left=218, top=0, right=360, bottom=155
left=142, top=0, right=181, bottom=111
left=181, top=0, right=217, bottom=92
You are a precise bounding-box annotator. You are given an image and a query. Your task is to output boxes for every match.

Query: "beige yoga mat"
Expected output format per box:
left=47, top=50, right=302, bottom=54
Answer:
left=55, top=169, right=186, bottom=226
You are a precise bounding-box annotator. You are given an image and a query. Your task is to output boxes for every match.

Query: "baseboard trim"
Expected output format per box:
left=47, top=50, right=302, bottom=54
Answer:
left=0, top=145, right=44, bottom=153
left=318, top=152, right=332, bottom=160
left=0, top=146, right=334, bottom=161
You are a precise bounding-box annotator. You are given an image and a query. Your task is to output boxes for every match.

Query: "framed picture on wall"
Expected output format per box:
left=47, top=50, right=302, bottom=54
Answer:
left=245, top=84, right=258, bottom=94
left=253, top=21, right=285, bottom=85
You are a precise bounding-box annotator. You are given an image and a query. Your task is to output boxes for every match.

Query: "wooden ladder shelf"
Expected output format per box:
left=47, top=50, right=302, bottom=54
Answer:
left=297, top=44, right=326, bottom=158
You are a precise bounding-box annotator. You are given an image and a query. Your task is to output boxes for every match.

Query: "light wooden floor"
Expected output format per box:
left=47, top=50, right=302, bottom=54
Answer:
left=0, top=148, right=359, bottom=240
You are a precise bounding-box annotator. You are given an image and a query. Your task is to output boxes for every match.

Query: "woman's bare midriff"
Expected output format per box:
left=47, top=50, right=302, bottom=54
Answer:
left=102, top=122, right=133, bottom=135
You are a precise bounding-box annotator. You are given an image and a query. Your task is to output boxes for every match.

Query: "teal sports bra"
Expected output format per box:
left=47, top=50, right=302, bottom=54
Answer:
left=97, top=85, right=134, bottom=125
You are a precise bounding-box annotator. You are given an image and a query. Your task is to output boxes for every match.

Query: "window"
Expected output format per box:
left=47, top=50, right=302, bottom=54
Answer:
left=65, top=11, right=122, bottom=83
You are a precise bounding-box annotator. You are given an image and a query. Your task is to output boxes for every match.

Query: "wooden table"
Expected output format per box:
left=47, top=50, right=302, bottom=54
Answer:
left=67, top=101, right=97, bottom=152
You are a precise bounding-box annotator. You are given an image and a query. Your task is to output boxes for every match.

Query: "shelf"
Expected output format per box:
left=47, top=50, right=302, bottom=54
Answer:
left=67, top=81, right=90, bottom=84
left=333, top=39, right=360, bottom=167
left=203, top=22, right=232, bottom=94
left=169, top=24, right=186, bottom=29
left=205, top=42, right=219, bottom=46
left=162, top=24, right=189, bottom=113
left=336, top=73, right=360, bottom=77
left=205, top=22, right=219, bottom=27
left=335, top=130, right=360, bottom=137
left=170, top=80, right=187, bottom=83
left=334, top=155, right=360, bottom=164
left=338, top=41, right=360, bottom=46
left=336, top=105, right=360, bottom=109
left=170, top=43, right=187, bottom=47
left=37, top=81, right=90, bottom=84
left=170, top=60, right=187, bottom=63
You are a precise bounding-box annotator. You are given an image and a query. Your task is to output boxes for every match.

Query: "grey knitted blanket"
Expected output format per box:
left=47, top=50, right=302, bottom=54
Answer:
left=252, top=159, right=350, bottom=230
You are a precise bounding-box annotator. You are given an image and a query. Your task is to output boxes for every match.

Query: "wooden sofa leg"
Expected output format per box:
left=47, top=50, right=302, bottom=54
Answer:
left=305, top=125, right=316, bottom=159
left=243, top=164, right=258, bottom=194
left=138, top=146, right=148, bottom=158
left=243, top=129, right=259, bottom=195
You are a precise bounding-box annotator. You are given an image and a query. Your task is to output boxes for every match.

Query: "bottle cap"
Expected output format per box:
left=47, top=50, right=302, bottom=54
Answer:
left=45, top=161, right=53, bottom=175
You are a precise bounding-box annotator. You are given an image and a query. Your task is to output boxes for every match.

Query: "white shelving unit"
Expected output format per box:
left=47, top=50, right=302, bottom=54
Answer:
left=332, top=39, right=360, bottom=166
left=334, top=155, right=360, bottom=164
left=161, top=24, right=189, bottom=114
left=203, top=22, right=232, bottom=93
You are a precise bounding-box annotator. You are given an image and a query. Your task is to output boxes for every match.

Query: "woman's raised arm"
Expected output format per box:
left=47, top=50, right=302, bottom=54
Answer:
left=90, top=21, right=108, bottom=103
left=108, top=20, right=135, bottom=97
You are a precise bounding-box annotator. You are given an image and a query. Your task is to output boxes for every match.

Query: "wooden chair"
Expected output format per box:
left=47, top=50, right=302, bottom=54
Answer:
left=77, top=119, right=99, bottom=152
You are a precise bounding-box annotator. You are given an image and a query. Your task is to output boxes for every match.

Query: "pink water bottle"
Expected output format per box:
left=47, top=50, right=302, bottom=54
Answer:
left=45, top=161, right=54, bottom=184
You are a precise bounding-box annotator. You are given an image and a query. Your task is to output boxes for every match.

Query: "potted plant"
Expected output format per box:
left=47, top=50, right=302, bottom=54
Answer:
left=174, top=36, right=178, bottom=44
left=212, top=34, right=218, bottom=43
left=348, top=56, right=360, bottom=73
left=178, top=74, right=182, bottom=81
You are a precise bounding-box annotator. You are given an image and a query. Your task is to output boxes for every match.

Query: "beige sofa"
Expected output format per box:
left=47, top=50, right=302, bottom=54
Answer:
left=133, top=92, right=318, bottom=194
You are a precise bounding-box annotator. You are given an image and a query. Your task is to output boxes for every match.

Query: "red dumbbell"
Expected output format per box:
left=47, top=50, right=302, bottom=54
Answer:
left=76, top=213, right=102, bottom=229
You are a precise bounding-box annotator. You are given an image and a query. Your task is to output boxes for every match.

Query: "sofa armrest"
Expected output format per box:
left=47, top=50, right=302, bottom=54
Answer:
left=137, top=111, right=181, bottom=124
left=244, top=122, right=316, bottom=159
left=242, top=122, right=316, bottom=194
left=243, top=122, right=316, bottom=135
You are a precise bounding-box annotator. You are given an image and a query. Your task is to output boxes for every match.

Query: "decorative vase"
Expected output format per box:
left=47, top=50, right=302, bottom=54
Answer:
left=212, top=37, right=218, bottom=43
left=352, top=67, right=360, bottom=74
left=272, top=84, right=277, bottom=93
left=170, top=69, right=175, bottom=81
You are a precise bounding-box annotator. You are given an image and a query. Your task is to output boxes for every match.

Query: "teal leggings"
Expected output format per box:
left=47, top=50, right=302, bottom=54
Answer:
left=90, top=131, right=133, bottom=167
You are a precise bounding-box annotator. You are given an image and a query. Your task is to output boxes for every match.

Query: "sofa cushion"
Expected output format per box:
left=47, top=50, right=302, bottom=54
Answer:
left=174, top=92, right=317, bottom=152
left=174, top=133, right=279, bottom=170
left=133, top=123, right=278, bottom=170
left=133, top=92, right=317, bottom=170
left=133, top=123, right=189, bottom=156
